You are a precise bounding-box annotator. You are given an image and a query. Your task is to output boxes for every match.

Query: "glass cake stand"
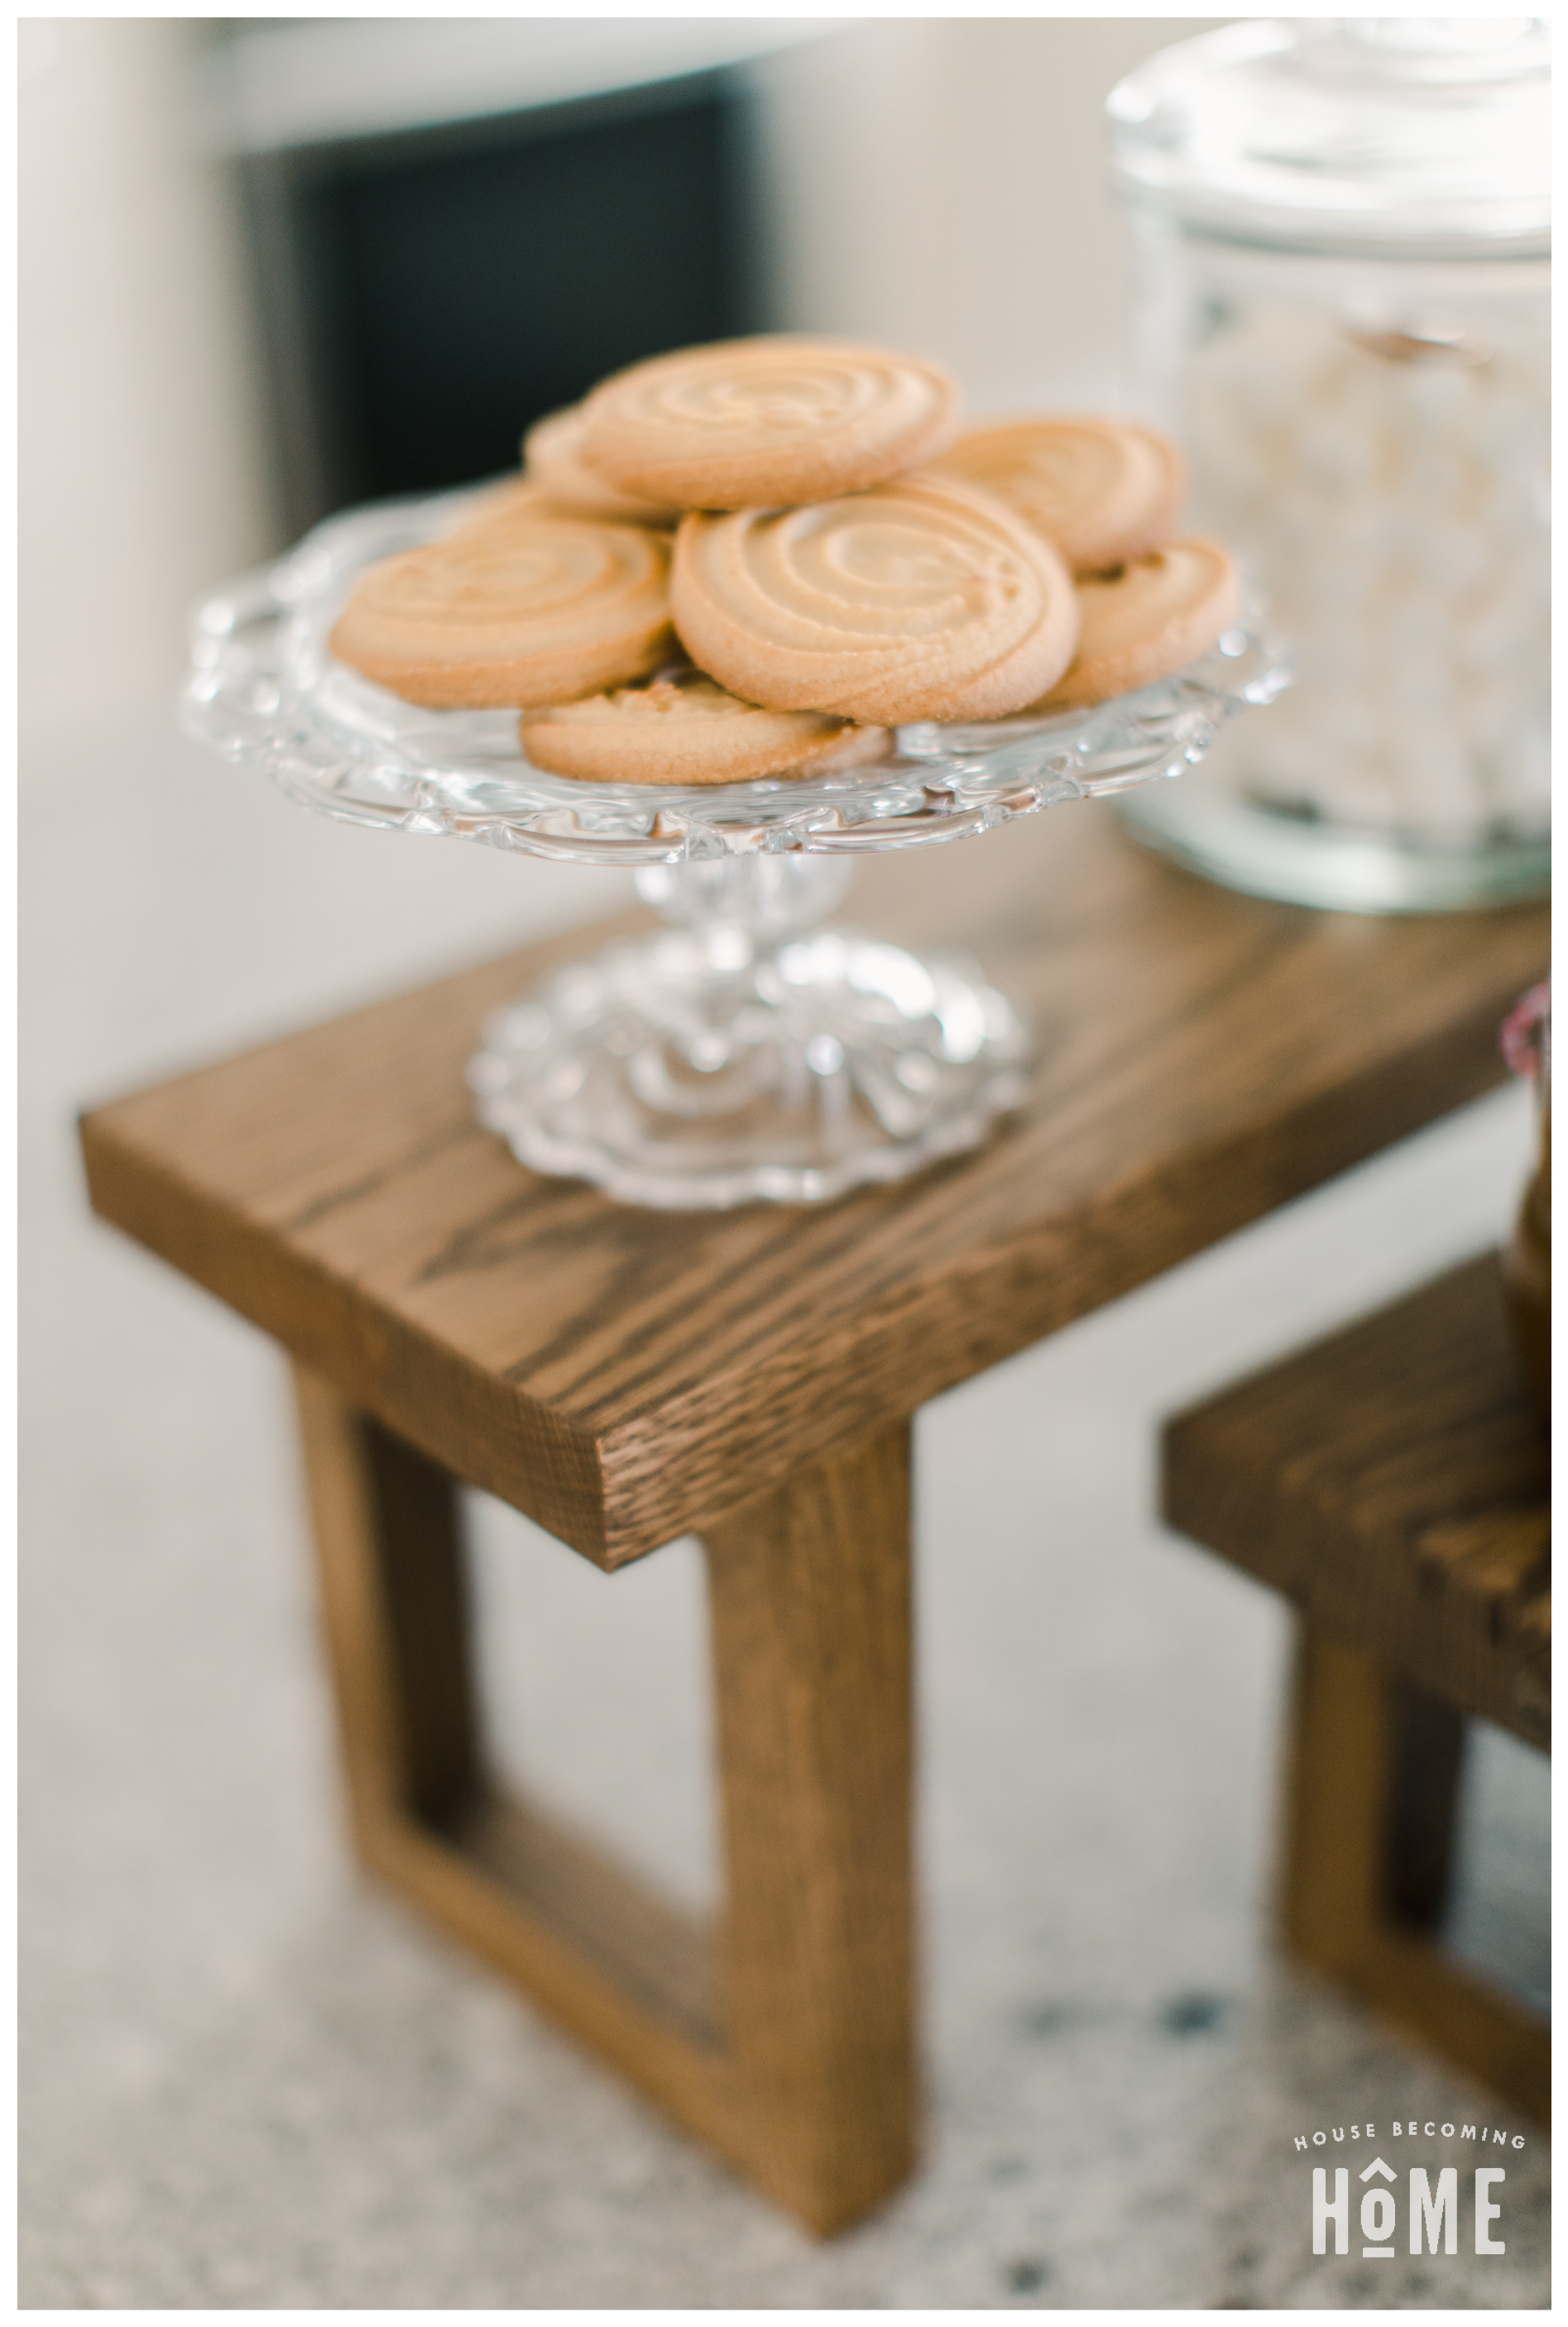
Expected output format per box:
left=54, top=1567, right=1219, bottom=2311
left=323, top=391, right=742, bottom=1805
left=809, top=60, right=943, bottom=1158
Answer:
left=184, top=485, right=1289, bottom=1208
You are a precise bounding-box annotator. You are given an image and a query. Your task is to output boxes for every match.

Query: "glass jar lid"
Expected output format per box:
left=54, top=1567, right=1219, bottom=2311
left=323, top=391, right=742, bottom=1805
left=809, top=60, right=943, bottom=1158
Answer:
left=1108, top=18, right=1550, bottom=258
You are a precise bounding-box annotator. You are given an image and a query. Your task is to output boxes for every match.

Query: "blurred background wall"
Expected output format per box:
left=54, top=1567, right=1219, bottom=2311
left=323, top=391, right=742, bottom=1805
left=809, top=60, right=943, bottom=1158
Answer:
left=20, top=15, right=1218, bottom=742
left=19, top=17, right=275, bottom=739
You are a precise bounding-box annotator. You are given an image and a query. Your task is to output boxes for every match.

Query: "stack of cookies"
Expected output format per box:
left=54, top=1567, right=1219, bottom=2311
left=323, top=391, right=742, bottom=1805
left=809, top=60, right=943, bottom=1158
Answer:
left=330, top=337, right=1240, bottom=789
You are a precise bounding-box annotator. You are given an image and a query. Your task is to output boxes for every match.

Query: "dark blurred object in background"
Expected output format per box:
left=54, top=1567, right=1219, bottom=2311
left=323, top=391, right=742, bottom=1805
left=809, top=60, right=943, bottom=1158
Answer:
left=26, top=17, right=1215, bottom=734
left=212, top=26, right=774, bottom=535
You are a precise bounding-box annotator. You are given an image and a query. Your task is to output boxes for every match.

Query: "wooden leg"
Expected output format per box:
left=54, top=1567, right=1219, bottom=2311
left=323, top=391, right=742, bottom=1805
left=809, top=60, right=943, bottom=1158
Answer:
left=1281, top=1621, right=1549, bottom=2127
left=293, top=1367, right=740, bottom=2155
left=704, top=1423, right=918, bottom=2233
left=1383, top=1673, right=1466, bottom=1929
left=292, top=1367, right=918, bottom=2232
left=295, top=1370, right=480, bottom=1841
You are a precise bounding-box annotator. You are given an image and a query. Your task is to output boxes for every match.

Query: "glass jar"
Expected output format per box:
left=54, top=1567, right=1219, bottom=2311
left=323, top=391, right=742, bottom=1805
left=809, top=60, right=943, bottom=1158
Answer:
left=1106, top=20, right=1549, bottom=912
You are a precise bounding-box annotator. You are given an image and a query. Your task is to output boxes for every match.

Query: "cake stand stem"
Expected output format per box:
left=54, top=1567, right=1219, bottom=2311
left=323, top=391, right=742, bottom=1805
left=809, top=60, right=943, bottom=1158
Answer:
left=468, top=847, right=1033, bottom=1210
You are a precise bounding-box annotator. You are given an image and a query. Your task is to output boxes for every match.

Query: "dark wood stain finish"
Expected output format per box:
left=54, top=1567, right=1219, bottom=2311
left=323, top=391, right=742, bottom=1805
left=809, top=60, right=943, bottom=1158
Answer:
left=706, top=1424, right=918, bottom=2227
left=293, top=1363, right=913, bottom=2233
left=81, top=805, right=1546, bottom=1568
left=79, top=805, right=1547, bottom=2227
left=1163, top=1255, right=1550, bottom=2125
left=1281, top=1629, right=1548, bottom=2127
left=1164, top=1255, right=1550, bottom=1746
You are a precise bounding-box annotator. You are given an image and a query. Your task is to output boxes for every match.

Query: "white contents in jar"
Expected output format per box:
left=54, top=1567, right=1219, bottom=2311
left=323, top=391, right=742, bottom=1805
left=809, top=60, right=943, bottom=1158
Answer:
left=1181, top=304, right=1548, bottom=842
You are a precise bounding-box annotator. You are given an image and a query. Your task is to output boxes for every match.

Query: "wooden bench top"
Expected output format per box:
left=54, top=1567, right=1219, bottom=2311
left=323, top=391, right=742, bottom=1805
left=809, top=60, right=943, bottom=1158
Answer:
left=1164, top=1253, right=1550, bottom=1749
left=80, top=799, right=1546, bottom=1567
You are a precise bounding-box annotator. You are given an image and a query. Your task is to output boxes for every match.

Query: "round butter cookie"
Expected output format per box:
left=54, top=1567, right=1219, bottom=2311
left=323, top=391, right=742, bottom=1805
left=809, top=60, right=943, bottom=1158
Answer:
left=933, top=416, right=1185, bottom=573
left=522, top=405, right=680, bottom=524
left=1024, top=539, right=1240, bottom=713
left=671, top=472, right=1079, bottom=725
left=330, top=506, right=673, bottom=709
left=579, top=337, right=961, bottom=511
left=438, top=477, right=549, bottom=540
left=521, top=673, right=889, bottom=787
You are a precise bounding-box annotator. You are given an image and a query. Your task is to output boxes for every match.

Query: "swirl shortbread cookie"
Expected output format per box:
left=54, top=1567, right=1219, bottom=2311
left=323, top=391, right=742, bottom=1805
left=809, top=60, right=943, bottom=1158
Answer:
left=933, top=416, right=1186, bottom=574
left=330, top=504, right=673, bottom=708
left=522, top=405, right=680, bottom=524
left=671, top=473, right=1079, bottom=725
left=1024, top=539, right=1240, bottom=712
left=437, top=477, right=549, bottom=540
left=579, top=337, right=961, bottom=511
left=521, top=672, right=889, bottom=786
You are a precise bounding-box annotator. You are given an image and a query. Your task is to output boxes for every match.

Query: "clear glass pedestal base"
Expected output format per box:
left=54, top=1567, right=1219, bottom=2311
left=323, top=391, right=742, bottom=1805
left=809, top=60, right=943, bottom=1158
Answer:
left=1118, top=775, right=1550, bottom=914
left=467, top=857, right=1030, bottom=1209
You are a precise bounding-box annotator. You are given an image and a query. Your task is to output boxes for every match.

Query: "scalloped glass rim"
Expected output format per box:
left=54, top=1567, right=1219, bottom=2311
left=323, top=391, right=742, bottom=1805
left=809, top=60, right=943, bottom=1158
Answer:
left=183, top=482, right=1292, bottom=867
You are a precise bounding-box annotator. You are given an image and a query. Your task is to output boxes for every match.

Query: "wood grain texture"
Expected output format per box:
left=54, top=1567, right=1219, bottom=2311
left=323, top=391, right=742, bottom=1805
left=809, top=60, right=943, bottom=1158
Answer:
left=295, top=1366, right=431, bottom=1846
left=294, top=1368, right=918, bottom=2231
left=1163, top=1254, right=1550, bottom=1746
left=449, top=1789, right=719, bottom=2046
left=294, top=1368, right=744, bottom=2167
left=82, top=804, right=1546, bottom=1566
left=705, top=1423, right=917, bottom=2233
left=357, top=1815, right=744, bottom=2164
left=1282, top=1627, right=1548, bottom=2128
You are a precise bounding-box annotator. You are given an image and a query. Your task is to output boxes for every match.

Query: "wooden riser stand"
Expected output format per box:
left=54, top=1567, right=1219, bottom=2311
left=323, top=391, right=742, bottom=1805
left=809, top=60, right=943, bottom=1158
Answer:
left=1282, top=1625, right=1549, bottom=2128
left=295, top=1367, right=917, bottom=2237
left=79, top=808, right=1546, bottom=2231
left=1164, top=1255, right=1551, bottom=2129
